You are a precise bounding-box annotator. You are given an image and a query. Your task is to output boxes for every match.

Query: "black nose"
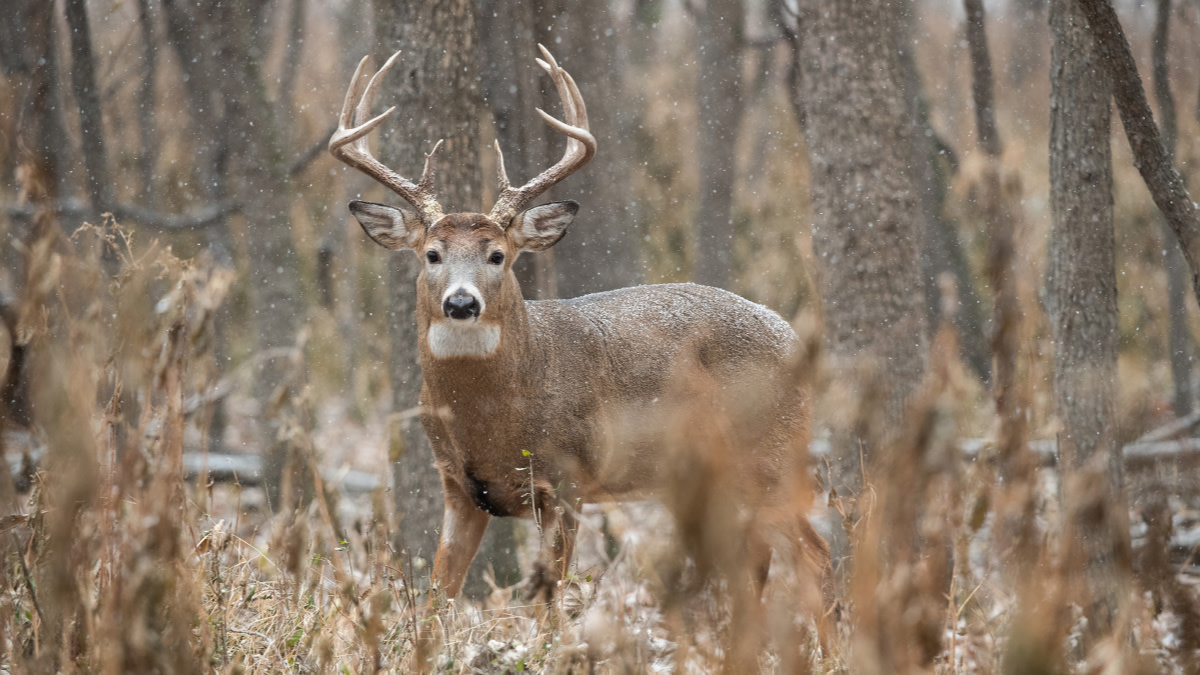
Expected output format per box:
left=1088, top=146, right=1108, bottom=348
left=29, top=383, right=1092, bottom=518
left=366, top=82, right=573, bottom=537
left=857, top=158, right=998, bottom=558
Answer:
left=443, top=292, right=480, bottom=320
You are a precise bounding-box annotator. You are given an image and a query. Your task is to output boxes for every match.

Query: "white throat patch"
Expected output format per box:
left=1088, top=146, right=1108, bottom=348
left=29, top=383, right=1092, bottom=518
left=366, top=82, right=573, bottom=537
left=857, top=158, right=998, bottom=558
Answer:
left=427, top=321, right=502, bottom=358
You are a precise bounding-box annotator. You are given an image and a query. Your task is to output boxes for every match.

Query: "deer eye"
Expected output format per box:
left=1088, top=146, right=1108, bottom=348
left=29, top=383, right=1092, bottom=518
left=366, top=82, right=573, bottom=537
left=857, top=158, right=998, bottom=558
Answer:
left=425, top=250, right=441, bottom=264
left=488, top=251, right=505, bottom=265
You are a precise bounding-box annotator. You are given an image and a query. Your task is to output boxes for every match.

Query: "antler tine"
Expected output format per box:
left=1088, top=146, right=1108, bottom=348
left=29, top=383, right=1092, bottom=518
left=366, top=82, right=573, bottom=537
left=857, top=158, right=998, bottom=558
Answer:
left=329, top=52, right=445, bottom=225
left=488, top=46, right=597, bottom=227
left=494, top=140, right=511, bottom=192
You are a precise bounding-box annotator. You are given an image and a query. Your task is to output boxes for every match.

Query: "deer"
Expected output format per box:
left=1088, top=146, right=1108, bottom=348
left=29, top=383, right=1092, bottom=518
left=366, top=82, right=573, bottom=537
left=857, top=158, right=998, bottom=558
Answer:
left=329, top=46, right=832, bottom=612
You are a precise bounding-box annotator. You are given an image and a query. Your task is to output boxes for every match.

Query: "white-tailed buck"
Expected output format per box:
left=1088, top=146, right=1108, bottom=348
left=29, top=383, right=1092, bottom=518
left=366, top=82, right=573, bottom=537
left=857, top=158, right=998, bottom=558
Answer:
left=330, top=46, right=831, bottom=606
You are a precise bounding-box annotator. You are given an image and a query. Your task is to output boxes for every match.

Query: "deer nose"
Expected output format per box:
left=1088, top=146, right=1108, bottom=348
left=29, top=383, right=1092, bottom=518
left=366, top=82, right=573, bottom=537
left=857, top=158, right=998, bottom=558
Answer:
left=443, top=291, right=480, bottom=320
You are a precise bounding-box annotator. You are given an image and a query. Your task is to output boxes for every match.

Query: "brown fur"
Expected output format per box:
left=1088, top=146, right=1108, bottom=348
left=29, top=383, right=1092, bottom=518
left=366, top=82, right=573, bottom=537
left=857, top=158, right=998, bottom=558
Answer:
left=387, top=214, right=831, bottom=606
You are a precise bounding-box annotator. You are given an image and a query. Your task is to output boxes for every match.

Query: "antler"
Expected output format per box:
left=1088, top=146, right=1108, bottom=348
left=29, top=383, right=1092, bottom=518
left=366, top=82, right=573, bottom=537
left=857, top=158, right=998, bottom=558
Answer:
left=488, top=45, right=597, bottom=228
left=329, top=52, right=445, bottom=225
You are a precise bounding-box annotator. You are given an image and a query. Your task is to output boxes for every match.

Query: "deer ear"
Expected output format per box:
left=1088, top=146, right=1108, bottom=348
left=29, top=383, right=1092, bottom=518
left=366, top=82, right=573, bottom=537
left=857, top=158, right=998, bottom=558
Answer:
left=510, top=201, right=578, bottom=252
left=349, top=200, right=425, bottom=251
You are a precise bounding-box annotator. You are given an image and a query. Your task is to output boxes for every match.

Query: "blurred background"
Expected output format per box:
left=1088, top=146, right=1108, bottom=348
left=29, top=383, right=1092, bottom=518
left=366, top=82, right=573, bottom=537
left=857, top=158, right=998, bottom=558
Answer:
left=2, top=0, right=1200, bottom=671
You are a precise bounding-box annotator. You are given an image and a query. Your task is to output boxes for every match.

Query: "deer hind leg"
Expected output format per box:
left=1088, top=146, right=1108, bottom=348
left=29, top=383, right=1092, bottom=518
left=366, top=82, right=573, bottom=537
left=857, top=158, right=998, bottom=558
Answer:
left=431, top=478, right=491, bottom=600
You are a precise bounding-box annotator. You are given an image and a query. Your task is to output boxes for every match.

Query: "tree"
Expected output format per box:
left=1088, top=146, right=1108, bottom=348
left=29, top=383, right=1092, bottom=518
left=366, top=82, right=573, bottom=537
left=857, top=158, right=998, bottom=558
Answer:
left=1075, top=0, right=1200, bottom=308
left=478, top=0, right=557, bottom=299
left=1047, top=0, right=1129, bottom=640
left=161, top=0, right=307, bottom=505
left=1151, top=0, right=1192, bottom=418
left=63, top=0, right=113, bottom=213
left=373, top=0, right=521, bottom=598
left=537, top=0, right=641, bottom=297
left=794, top=0, right=929, bottom=564
left=898, top=4, right=991, bottom=384
left=692, top=0, right=744, bottom=290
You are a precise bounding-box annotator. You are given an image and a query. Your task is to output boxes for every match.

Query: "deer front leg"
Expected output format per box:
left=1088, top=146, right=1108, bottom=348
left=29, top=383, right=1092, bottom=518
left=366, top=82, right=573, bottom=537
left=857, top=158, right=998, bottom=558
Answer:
left=431, top=478, right=490, bottom=599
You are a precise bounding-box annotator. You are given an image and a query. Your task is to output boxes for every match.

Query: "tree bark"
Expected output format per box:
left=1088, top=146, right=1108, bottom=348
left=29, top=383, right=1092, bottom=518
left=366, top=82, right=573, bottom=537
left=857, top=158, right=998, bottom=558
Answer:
left=795, top=0, right=929, bottom=566
left=373, top=0, right=521, bottom=598
left=692, top=0, right=744, bottom=290
left=161, top=0, right=304, bottom=502
left=160, top=0, right=234, bottom=263
left=964, top=0, right=1001, bottom=158
left=479, top=0, right=557, bottom=300
left=899, top=7, right=991, bottom=385
left=1076, top=0, right=1200, bottom=309
left=1048, top=0, right=1129, bottom=639
left=64, top=0, right=113, bottom=212
left=1151, top=0, right=1193, bottom=418
left=1006, top=0, right=1048, bottom=87
left=134, top=0, right=160, bottom=207
left=539, top=0, right=641, bottom=297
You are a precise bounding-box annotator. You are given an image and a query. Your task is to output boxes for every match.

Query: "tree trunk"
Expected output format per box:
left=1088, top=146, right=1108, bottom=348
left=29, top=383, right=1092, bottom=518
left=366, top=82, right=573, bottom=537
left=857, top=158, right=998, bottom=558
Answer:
left=898, top=6, right=991, bottom=385
left=964, top=0, right=1001, bottom=157
left=160, top=0, right=234, bottom=263
left=374, top=0, right=524, bottom=599
left=540, top=0, right=641, bottom=297
left=1151, top=0, right=1193, bottom=418
left=471, top=0, right=544, bottom=595
left=795, top=0, right=929, bottom=567
left=1048, top=0, right=1129, bottom=640
left=134, top=0, right=160, bottom=207
left=64, top=0, right=112, bottom=212
left=692, top=0, right=744, bottom=290
left=1075, top=0, right=1200, bottom=308
left=479, top=0, right=557, bottom=300
left=1006, top=0, right=1048, bottom=87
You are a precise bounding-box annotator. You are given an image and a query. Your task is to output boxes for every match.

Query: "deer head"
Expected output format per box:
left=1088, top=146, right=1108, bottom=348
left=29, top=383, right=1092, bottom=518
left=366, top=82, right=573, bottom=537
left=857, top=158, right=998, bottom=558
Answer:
left=329, top=46, right=595, bottom=358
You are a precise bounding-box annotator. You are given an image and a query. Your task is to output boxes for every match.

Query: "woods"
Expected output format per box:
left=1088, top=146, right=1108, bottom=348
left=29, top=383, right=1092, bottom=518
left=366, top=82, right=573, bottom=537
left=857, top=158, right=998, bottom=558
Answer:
left=3, top=0, right=1200, bottom=671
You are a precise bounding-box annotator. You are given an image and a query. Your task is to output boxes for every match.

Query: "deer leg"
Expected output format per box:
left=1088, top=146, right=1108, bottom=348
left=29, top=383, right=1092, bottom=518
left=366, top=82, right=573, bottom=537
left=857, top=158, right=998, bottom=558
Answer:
left=431, top=479, right=490, bottom=599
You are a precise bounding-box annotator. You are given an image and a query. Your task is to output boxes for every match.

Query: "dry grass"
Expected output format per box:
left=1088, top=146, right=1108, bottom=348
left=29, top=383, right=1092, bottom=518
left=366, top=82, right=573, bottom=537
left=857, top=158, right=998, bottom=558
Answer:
left=3, top=3, right=1200, bottom=674
left=0, top=212, right=1195, bottom=674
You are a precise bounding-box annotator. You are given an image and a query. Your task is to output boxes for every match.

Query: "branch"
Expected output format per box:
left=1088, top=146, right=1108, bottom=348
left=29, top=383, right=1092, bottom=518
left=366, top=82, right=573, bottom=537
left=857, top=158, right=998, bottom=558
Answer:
left=5, top=200, right=239, bottom=229
left=287, top=123, right=337, bottom=178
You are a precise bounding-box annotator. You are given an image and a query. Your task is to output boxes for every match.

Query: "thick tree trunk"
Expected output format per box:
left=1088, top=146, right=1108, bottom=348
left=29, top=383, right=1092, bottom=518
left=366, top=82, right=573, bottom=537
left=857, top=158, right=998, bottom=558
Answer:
left=479, top=0, right=557, bottom=300
left=1048, top=0, right=1129, bottom=640
left=471, top=0, right=542, bottom=594
left=795, top=0, right=929, bottom=566
left=539, top=0, right=641, bottom=297
left=375, top=0, right=522, bottom=599
left=692, top=0, right=744, bottom=290
left=160, top=0, right=234, bottom=263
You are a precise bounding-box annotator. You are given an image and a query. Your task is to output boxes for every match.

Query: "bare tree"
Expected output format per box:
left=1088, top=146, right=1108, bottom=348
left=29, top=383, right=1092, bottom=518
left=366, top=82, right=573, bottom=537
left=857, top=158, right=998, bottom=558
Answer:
left=795, top=0, right=929, bottom=566
left=538, top=0, right=641, bottom=297
left=692, top=0, right=744, bottom=290
left=1151, top=0, right=1193, bottom=418
left=64, top=0, right=113, bottom=212
left=479, top=0, right=557, bottom=300
left=371, top=0, right=491, bottom=589
left=898, top=5, right=991, bottom=384
left=134, top=0, right=160, bottom=207
left=1048, top=0, right=1129, bottom=641
left=1075, top=0, right=1200, bottom=307
left=1006, top=0, right=1048, bottom=87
